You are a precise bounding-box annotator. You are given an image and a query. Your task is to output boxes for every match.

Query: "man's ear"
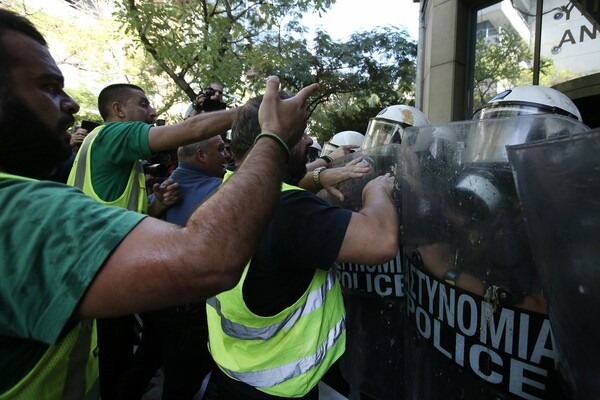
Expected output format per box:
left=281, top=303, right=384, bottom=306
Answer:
left=112, top=102, right=125, bottom=119
left=195, top=148, right=205, bottom=163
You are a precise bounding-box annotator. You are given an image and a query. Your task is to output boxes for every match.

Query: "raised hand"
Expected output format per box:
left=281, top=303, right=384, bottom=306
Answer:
left=258, top=76, right=319, bottom=149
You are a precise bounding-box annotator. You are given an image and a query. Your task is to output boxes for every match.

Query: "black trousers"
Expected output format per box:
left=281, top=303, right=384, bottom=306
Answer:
left=97, top=315, right=136, bottom=400
left=118, top=304, right=213, bottom=400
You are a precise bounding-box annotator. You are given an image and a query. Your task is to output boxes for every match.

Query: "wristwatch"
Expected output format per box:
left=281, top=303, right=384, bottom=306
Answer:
left=313, top=166, right=327, bottom=189
left=443, top=269, right=460, bottom=286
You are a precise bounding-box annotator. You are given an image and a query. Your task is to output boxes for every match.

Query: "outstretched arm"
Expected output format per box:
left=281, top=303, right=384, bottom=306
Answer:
left=299, top=157, right=371, bottom=201
left=147, top=108, right=237, bottom=152
left=336, top=173, right=399, bottom=265
left=74, top=77, right=320, bottom=319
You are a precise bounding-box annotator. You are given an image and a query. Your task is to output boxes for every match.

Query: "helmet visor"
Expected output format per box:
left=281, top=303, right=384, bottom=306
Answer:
left=473, top=104, right=561, bottom=120
left=321, top=142, right=339, bottom=157
left=362, top=118, right=406, bottom=149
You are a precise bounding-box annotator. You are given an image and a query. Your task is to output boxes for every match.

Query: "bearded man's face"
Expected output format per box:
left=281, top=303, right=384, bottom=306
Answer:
left=0, top=31, right=79, bottom=178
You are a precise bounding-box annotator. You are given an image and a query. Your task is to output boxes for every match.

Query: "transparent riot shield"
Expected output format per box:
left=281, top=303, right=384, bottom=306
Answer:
left=400, top=114, right=589, bottom=400
left=320, top=145, right=404, bottom=400
left=506, top=128, right=600, bottom=400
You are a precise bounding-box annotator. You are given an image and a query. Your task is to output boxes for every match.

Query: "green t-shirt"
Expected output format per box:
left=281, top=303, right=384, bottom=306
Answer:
left=0, top=176, right=146, bottom=392
left=90, top=121, right=152, bottom=202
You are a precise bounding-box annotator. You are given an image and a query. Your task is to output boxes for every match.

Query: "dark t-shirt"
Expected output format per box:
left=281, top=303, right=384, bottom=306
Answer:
left=217, top=188, right=352, bottom=399
left=243, top=189, right=352, bottom=315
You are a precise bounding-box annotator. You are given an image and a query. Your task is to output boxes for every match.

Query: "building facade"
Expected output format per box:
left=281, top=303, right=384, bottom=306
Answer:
left=416, top=0, right=600, bottom=127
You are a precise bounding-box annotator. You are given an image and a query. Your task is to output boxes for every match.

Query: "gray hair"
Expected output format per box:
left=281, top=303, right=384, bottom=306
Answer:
left=177, top=137, right=215, bottom=161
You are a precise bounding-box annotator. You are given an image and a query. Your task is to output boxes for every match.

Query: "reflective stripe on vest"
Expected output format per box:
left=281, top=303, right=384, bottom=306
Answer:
left=219, top=309, right=345, bottom=389
left=68, top=126, right=145, bottom=212
left=63, top=320, right=98, bottom=400
left=207, top=268, right=338, bottom=340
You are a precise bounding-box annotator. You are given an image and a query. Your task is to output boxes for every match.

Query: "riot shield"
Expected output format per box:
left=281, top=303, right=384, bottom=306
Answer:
left=321, top=145, right=405, bottom=400
left=400, top=114, right=588, bottom=400
left=506, top=128, right=600, bottom=400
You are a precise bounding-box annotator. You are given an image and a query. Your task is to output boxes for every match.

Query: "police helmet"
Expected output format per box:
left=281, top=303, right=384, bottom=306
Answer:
left=362, top=105, right=430, bottom=150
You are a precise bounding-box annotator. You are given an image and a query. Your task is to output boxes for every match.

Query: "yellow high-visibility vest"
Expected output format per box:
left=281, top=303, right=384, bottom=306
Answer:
left=206, top=172, right=346, bottom=397
left=67, top=126, right=147, bottom=213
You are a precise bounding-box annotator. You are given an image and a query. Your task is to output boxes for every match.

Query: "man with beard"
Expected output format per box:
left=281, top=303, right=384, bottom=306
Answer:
left=205, top=94, right=400, bottom=400
left=0, top=9, right=318, bottom=399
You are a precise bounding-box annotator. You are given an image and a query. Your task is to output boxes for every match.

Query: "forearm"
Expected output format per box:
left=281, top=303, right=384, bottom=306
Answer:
left=148, top=108, right=236, bottom=152
left=360, top=188, right=399, bottom=255
left=298, top=169, right=321, bottom=192
left=298, top=168, right=348, bottom=193
left=186, top=108, right=236, bottom=140
left=74, top=139, right=286, bottom=318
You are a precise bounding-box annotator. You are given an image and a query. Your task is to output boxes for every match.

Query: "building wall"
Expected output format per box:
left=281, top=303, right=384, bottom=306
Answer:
left=421, top=0, right=469, bottom=123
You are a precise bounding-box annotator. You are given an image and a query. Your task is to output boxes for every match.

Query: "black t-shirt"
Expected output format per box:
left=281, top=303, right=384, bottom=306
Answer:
left=244, top=189, right=352, bottom=314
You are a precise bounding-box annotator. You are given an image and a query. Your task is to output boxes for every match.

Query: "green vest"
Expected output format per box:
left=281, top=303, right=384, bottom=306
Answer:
left=206, top=172, right=346, bottom=397
left=67, top=126, right=147, bottom=213
left=0, top=173, right=99, bottom=400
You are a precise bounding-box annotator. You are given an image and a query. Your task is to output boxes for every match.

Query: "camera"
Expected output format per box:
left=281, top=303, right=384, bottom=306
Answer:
left=192, top=87, right=227, bottom=113
left=203, top=87, right=217, bottom=99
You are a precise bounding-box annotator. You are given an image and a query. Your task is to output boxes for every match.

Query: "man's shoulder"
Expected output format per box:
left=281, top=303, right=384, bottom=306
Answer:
left=91, top=121, right=152, bottom=162
left=96, top=121, right=147, bottom=139
left=172, top=167, right=222, bottom=188
left=0, top=175, right=74, bottom=193
left=279, top=186, right=323, bottom=204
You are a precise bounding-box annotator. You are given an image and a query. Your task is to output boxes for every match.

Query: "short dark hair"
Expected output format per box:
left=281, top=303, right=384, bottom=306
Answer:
left=231, top=91, right=291, bottom=160
left=0, top=9, right=47, bottom=73
left=97, top=83, right=145, bottom=120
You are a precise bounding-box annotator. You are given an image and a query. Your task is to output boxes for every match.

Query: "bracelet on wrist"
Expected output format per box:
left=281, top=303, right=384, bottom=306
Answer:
left=319, top=155, right=333, bottom=164
left=254, top=132, right=290, bottom=161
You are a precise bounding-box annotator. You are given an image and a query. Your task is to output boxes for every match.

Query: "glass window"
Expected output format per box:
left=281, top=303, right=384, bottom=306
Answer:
left=470, top=0, right=600, bottom=116
left=471, top=0, right=538, bottom=115
left=539, top=0, right=600, bottom=86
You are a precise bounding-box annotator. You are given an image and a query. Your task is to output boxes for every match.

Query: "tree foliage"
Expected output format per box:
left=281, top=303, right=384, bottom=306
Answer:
left=4, top=0, right=163, bottom=119
left=8, top=0, right=417, bottom=137
left=115, top=0, right=335, bottom=104
left=116, top=0, right=417, bottom=138
left=296, top=28, right=417, bottom=140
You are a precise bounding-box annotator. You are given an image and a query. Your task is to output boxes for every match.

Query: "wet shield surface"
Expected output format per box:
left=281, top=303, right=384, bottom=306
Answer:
left=321, top=145, right=405, bottom=400
left=507, top=128, right=599, bottom=399
left=400, top=115, right=588, bottom=399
